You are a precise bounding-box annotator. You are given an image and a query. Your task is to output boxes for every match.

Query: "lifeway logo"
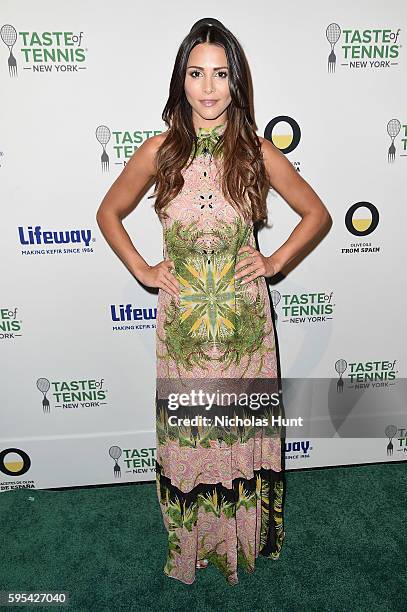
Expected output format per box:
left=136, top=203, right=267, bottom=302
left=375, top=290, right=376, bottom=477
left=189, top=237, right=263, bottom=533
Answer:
left=326, top=24, right=402, bottom=73
left=96, top=125, right=163, bottom=172
left=110, top=303, right=157, bottom=332
left=285, top=440, right=312, bottom=460
left=270, top=291, right=334, bottom=324
left=18, top=225, right=95, bottom=255
left=0, top=25, right=86, bottom=77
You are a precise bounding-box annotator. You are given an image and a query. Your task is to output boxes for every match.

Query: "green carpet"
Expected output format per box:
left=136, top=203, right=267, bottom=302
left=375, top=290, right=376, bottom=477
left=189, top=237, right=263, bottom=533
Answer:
left=1, top=462, right=406, bottom=611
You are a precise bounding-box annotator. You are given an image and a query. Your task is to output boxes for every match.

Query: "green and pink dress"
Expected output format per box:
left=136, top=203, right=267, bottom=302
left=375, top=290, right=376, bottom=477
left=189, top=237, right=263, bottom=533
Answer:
left=155, top=122, right=286, bottom=585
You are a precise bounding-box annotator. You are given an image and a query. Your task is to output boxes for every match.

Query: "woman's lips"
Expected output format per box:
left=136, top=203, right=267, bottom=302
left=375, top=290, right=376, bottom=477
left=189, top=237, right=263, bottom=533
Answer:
left=200, top=100, right=218, bottom=107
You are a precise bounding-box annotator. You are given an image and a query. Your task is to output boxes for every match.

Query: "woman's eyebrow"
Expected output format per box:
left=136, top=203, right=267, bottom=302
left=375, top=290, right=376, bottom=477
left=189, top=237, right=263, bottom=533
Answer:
left=186, top=65, right=228, bottom=70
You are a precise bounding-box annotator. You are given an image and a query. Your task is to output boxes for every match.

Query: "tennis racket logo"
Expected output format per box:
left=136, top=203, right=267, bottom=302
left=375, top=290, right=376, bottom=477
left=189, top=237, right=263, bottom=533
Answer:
left=109, top=445, right=122, bottom=477
left=96, top=125, right=111, bottom=172
left=0, top=23, right=18, bottom=77
left=385, top=425, right=398, bottom=456
left=270, top=290, right=281, bottom=322
left=326, top=23, right=341, bottom=73
left=36, top=377, right=51, bottom=413
left=335, top=359, right=347, bottom=393
left=387, top=119, right=401, bottom=163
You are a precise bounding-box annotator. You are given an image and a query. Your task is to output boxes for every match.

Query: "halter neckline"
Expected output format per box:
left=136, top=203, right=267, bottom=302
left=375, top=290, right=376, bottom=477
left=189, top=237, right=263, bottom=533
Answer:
left=195, top=123, right=227, bottom=139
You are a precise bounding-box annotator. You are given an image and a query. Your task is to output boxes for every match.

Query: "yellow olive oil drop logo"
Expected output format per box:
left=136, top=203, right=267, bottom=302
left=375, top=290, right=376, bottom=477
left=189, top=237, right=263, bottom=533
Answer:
left=326, top=23, right=402, bottom=73
left=95, top=125, right=163, bottom=172
left=342, top=201, right=381, bottom=255
left=0, top=449, right=36, bottom=493
left=0, top=24, right=87, bottom=77
left=0, top=448, right=31, bottom=477
left=264, top=116, right=301, bottom=173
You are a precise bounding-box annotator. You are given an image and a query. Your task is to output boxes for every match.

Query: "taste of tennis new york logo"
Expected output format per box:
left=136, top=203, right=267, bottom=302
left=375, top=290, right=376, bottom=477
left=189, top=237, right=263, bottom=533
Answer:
left=270, top=291, right=335, bottom=324
left=108, top=445, right=156, bottom=477
left=0, top=307, right=22, bottom=340
left=0, top=24, right=87, bottom=77
left=95, top=125, right=163, bottom=172
left=36, top=377, right=109, bottom=413
left=326, top=24, right=402, bottom=73
left=334, top=358, right=398, bottom=392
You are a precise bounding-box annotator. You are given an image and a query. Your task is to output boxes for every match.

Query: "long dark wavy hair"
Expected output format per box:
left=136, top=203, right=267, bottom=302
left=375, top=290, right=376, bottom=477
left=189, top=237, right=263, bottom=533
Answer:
left=150, top=18, right=269, bottom=227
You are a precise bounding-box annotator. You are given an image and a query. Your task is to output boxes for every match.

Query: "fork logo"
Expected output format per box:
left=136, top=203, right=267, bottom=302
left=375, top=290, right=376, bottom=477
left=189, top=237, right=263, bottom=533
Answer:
left=326, top=23, right=341, bottom=73
left=37, top=377, right=52, bottom=413
left=96, top=125, right=111, bottom=172
left=0, top=24, right=18, bottom=77
left=334, top=359, right=348, bottom=394
left=387, top=118, right=404, bottom=163
left=385, top=425, right=398, bottom=456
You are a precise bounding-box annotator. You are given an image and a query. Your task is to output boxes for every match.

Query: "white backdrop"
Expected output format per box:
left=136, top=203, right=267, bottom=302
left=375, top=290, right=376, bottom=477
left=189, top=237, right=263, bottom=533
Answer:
left=1, top=0, right=406, bottom=492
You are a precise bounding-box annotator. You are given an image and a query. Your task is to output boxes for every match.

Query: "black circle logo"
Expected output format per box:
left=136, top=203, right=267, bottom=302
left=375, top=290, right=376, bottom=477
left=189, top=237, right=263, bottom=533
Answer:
left=0, top=448, right=31, bottom=476
left=264, top=116, right=301, bottom=154
left=345, top=202, right=379, bottom=236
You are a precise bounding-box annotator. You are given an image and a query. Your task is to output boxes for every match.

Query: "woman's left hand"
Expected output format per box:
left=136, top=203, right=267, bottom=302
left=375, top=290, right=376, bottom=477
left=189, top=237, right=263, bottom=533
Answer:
left=234, top=245, right=278, bottom=283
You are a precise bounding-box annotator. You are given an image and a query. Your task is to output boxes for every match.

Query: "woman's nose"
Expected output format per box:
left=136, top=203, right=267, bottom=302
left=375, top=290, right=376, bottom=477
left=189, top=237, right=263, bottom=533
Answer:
left=203, top=78, right=214, bottom=94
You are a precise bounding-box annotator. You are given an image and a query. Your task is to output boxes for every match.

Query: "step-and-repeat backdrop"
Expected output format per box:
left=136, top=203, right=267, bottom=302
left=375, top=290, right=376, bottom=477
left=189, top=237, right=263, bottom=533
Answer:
left=1, top=1, right=406, bottom=492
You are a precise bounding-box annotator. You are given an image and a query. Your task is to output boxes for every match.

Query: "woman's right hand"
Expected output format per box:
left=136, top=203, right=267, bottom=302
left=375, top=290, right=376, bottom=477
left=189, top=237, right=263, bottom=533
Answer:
left=137, top=259, right=180, bottom=302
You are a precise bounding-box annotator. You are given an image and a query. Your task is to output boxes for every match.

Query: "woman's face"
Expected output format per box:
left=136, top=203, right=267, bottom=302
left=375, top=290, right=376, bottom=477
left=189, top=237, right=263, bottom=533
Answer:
left=184, top=42, right=231, bottom=131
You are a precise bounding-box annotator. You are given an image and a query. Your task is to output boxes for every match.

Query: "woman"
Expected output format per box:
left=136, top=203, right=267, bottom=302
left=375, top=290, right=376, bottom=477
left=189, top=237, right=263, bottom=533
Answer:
left=96, top=18, right=332, bottom=585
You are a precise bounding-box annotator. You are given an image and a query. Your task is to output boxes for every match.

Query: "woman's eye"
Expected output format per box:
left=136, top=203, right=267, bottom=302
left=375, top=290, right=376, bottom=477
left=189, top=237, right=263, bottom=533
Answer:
left=188, top=70, right=228, bottom=78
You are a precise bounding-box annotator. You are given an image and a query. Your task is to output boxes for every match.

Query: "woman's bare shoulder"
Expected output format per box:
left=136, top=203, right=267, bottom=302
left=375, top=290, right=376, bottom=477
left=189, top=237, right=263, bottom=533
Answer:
left=145, top=130, right=169, bottom=154
left=127, top=130, right=169, bottom=176
left=257, top=135, right=280, bottom=158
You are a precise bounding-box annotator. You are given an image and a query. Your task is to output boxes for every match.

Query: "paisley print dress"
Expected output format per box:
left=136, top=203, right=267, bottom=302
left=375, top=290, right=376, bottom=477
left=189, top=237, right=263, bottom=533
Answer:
left=155, top=122, right=286, bottom=585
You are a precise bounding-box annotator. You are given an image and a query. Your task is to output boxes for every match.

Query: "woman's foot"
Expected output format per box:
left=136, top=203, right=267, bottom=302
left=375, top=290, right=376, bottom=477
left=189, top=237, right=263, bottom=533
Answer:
left=196, top=558, right=209, bottom=569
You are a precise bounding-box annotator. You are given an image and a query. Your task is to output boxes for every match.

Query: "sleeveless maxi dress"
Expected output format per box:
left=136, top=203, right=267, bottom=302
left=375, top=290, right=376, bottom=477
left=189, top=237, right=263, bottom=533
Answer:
left=155, top=123, right=286, bottom=585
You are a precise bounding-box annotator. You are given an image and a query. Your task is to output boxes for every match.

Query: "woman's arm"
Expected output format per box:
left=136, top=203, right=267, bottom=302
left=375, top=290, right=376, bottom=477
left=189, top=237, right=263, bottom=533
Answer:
left=235, top=137, right=333, bottom=283
left=260, top=136, right=332, bottom=275
left=96, top=133, right=180, bottom=299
